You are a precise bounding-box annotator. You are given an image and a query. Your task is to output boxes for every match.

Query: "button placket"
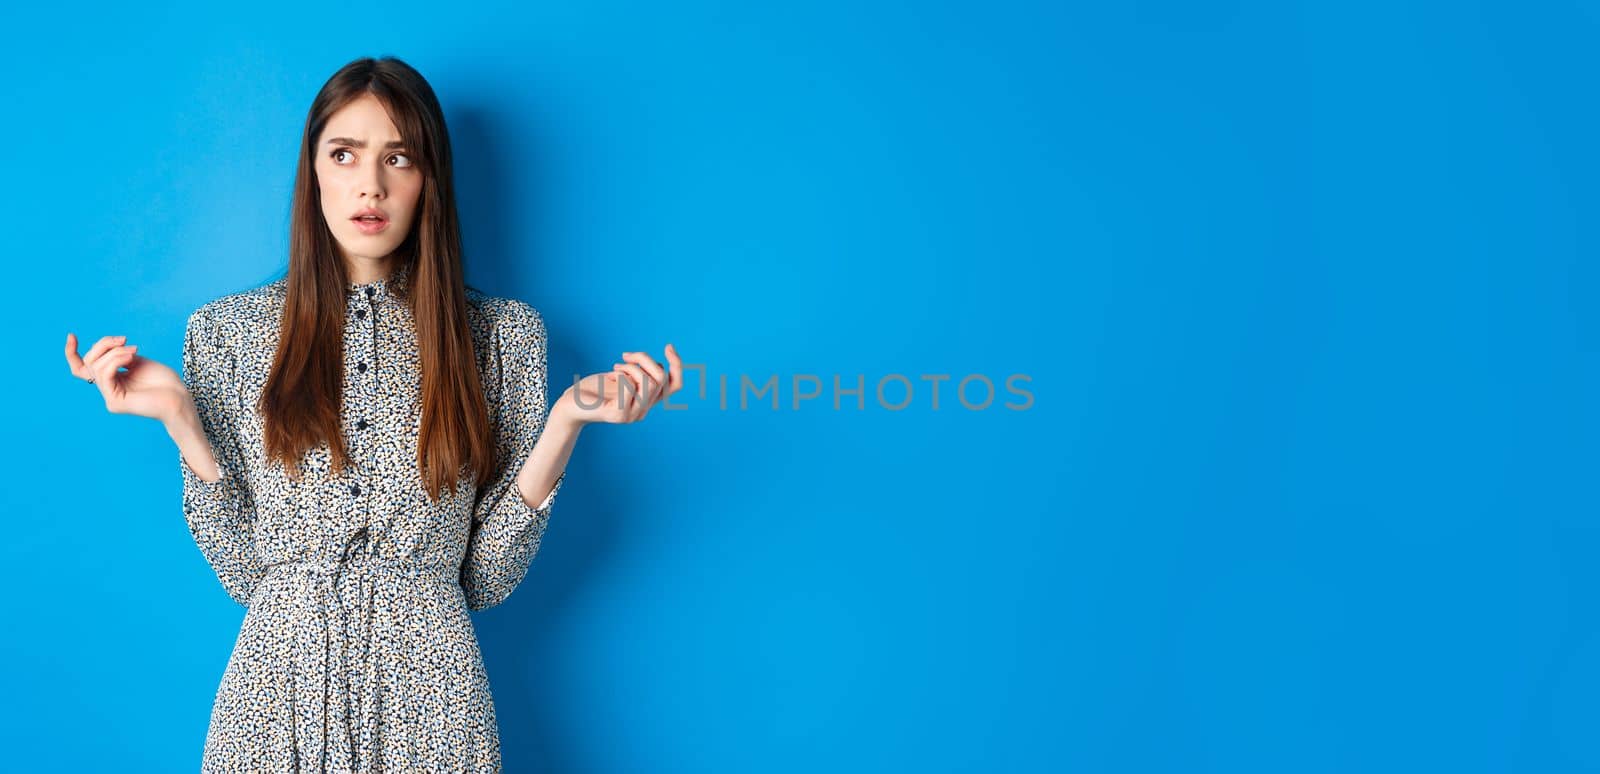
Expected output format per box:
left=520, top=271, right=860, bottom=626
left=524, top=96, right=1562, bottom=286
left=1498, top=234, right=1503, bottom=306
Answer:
left=356, top=291, right=375, bottom=447
left=358, top=285, right=380, bottom=443
left=346, top=286, right=379, bottom=510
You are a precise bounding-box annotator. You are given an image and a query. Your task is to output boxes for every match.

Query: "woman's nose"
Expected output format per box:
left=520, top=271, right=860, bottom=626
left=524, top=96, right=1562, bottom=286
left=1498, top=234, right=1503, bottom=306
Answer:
left=358, top=163, right=386, bottom=199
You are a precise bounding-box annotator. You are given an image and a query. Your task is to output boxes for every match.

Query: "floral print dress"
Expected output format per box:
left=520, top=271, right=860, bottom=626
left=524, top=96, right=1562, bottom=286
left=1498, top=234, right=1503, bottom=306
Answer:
left=179, top=261, right=564, bottom=772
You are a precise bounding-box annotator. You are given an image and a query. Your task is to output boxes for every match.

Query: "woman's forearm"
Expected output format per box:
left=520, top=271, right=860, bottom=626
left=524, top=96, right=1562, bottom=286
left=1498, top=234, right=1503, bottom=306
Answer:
left=514, top=401, right=583, bottom=508
left=166, top=393, right=222, bottom=483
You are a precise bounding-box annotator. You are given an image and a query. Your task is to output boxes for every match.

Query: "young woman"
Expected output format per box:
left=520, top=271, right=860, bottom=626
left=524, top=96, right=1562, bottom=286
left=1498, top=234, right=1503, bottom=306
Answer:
left=61, top=56, right=681, bottom=771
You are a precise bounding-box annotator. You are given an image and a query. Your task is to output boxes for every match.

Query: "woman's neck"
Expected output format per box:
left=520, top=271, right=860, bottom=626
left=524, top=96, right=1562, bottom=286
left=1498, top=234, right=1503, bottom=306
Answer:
left=344, top=256, right=394, bottom=285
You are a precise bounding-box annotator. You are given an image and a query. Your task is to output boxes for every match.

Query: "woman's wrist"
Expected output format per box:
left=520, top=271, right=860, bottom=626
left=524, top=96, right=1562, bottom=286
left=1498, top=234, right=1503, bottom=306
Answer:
left=548, top=389, right=588, bottom=434
left=161, top=389, right=200, bottom=434
left=165, top=393, right=223, bottom=482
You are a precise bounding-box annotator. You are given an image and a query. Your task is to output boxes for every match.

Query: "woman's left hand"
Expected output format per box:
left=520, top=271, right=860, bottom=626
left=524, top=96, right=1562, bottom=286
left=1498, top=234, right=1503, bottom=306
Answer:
left=554, top=343, right=683, bottom=428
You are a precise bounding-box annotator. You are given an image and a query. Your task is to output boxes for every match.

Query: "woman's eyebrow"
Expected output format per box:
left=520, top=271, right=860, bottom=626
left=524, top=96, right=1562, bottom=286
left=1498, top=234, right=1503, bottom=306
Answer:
left=324, top=137, right=406, bottom=148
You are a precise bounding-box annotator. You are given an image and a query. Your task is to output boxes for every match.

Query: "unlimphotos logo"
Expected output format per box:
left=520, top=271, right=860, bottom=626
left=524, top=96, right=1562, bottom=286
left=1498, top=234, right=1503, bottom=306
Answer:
left=569, top=365, right=1034, bottom=411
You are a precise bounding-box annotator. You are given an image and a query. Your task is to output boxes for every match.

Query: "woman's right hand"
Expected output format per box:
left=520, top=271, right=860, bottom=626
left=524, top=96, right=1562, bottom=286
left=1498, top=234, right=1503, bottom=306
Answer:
left=64, top=332, right=191, bottom=424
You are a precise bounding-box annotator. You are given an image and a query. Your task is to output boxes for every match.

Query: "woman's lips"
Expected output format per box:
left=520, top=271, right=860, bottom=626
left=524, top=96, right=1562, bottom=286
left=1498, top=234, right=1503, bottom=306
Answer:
left=352, top=216, right=389, bottom=235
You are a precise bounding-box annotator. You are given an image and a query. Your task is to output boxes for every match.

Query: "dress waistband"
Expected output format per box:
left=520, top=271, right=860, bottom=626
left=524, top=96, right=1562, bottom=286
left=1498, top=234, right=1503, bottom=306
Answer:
left=264, top=555, right=455, bottom=582
left=262, top=526, right=455, bottom=583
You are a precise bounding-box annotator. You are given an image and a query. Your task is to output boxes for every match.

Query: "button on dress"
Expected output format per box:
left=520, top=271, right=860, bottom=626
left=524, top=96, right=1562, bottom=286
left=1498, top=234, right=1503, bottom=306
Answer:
left=178, top=262, right=565, bottom=772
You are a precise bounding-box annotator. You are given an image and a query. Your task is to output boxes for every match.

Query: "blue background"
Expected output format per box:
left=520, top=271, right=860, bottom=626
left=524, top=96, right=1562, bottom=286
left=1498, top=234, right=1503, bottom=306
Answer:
left=4, top=1, right=1596, bottom=771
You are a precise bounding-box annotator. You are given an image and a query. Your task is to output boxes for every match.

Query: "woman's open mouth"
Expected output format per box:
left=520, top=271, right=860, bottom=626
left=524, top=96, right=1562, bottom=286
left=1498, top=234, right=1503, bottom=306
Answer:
left=351, top=215, right=389, bottom=235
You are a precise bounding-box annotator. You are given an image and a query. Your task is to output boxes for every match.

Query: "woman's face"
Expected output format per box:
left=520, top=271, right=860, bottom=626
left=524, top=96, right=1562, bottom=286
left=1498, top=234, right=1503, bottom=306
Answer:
left=314, top=93, right=424, bottom=268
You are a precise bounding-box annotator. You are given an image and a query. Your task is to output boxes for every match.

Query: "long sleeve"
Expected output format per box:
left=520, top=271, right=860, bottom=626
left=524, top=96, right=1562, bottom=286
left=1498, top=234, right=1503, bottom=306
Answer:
left=461, top=301, right=565, bottom=611
left=179, top=305, right=265, bottom=606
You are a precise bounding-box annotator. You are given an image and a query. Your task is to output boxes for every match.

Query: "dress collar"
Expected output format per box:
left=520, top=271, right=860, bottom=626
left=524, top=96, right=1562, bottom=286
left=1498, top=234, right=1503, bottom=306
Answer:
left=346, top=261, right=411, bottom=300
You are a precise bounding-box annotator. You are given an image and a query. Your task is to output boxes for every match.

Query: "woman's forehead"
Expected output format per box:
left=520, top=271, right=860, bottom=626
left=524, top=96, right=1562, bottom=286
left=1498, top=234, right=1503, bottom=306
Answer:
left=320, top=96, right=403, bottom=145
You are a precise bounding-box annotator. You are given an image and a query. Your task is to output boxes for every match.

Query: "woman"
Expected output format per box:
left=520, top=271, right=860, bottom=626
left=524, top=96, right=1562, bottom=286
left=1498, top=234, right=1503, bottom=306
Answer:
left=61, top=56, right=680, bottom=771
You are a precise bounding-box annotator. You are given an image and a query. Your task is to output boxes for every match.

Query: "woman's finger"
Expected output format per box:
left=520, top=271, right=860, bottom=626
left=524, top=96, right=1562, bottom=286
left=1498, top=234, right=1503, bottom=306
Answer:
left=603, top=372, right=631, bottom=417
left=98, top=344, right=136, bottom=378
left=611, top=362, right=648, bottom=402
left=610, top=363, right=642, bottom=402
left=93, top=345, right=136, bottom=399
left=662, top=343, right=683, bottom=396
left=68, top=333, right=127, bottom=379
left=90, top=345, right=122, bottom=385
left=63, top=333, right=81, bottom=370
left=83, top=335, right=130, bottom=378
left=85, top=334, right=128, bottom=363
left=64, top=333, right=94, bottom=380
left=621, top=351, right=667, bottom=397
left=605, top=367, right=637, bottom=417
left=622, top=361, right=661, bottom=406
left=613, top=362, right=653, bottom=417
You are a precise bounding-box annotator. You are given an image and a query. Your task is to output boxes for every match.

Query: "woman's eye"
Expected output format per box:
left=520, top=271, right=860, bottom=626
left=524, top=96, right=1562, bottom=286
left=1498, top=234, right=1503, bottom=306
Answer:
left=389, top=153, right=413, bottom=168
left=331, top=149, right=353, bottom=164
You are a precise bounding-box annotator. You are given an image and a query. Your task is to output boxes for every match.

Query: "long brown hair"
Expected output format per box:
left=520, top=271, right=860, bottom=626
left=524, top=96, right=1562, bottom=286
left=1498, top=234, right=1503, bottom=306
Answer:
left=260, top=56, right=495, bottom=502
